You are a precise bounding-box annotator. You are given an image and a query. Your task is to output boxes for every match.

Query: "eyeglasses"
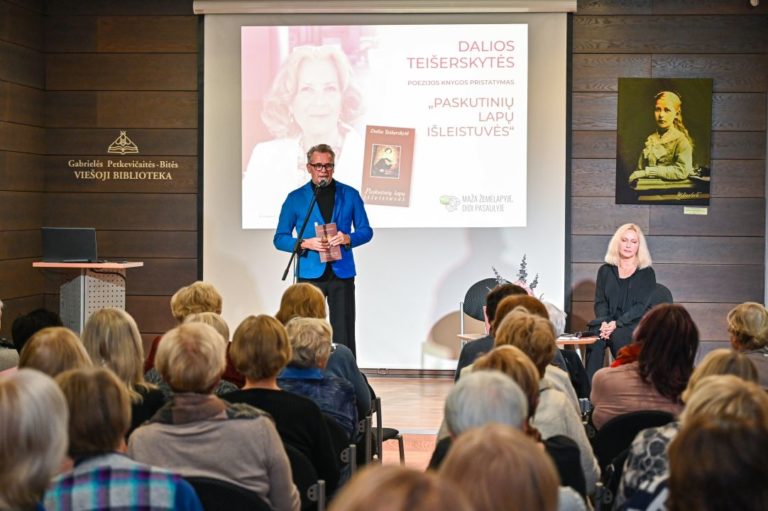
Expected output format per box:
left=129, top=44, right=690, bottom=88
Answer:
left=308, top=163, right=335, bottom=171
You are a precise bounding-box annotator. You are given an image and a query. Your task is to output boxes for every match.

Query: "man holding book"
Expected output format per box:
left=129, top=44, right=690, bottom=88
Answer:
left=274, top=143, right=373, bottom=357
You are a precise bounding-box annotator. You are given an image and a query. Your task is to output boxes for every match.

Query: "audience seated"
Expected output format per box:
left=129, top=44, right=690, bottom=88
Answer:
left=45, top=368, right=202, bottom=510
left=278, top=317, right=358, bottom=438
left=472, top=346, right=587, bottom=497
left=440, top=424, right=585, bottom=511
left=277, top=283, right=371, bottom=416
left=328, top=465, right=472, bottom=511
left=0, top=369, right=69, bottom=511
left=453, top=283, right=527, bottom=380
left=128, top=323, right=300, bottom=511
left=667, top=415, right=768, bottom=511
left=727, top=301, right=768, bottom=389
left=591, top=304, right=698, bottom=429
left=223, top=314, right=340, bottom=493
left=18, top=327, right=92, bottom=377
left=81, top=308, right=166, bottom=436
left=492, top=309, right=600, bottom=494
left=617, top=366, right=765, bottom=510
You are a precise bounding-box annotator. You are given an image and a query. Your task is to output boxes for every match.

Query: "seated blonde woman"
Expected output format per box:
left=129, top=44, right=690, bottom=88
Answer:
left=128, top=323, right=300, bottom=511
left=0, top=369, right=69, bottom=511
left=328, top=465, right=472, bottom=511
left=223, top=314, right=340, bottom=493
left=441, top=424, right=583, bottom=511
left=81, top=308, right=165, bottom=435
left=616, top=349, right=760, bottom=508
left=277, top=283, right=371, bottom=416
left=278, top=317, right=358, bottom=438
left=727, top=301, right=768, bottom=388
left=45, top=368, right=202, bottom=510
left=18, top=327, right=91, bottom=377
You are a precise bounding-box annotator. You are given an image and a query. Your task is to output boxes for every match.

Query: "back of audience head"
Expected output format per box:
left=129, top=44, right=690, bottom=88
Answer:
left=231, top=315, right=291, bottom=381
left=727, top=301, right=768, bottom=351
left=328, top=465, right=472, bottom=511
left=440, top=424, right=559, bottom=511
left=284, top=317, right=332, bottom=369
left=56, top=367, right=131, bottom=458
left=81, top=308, right=150, bottom=401
left=444, top=370, right=527, bottom=436
left=680, top=374, right=768, bottom=427
left=544, top=302, right=567, bottom=337
left=156, top=322, right=226, bottom=393
left=484, top=283, right=527, bottom=325
left=275, top=283, right=327, bottom=325
left=170, top=281, right=222, bottom=322
left=491, top=295, right=549, bottom=335
left=18, top=327, right=91, bottom=377
left=11, top=308, right=63, bottom=354
left=493, top=310, right=556, bottom=378
left=668, top=415, right=768, bottom=511
left=183, top=311, right=230, bottom=341
left=474, top=345, right=539, bottom=422
left=0, top=369, right=69, bottom=511
left=682, top=348, right=757, bottom=402
left=634, top=303, right=698, bottom=402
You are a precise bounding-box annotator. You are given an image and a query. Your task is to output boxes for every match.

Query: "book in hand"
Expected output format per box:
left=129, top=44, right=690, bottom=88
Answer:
left=361, top=125, right=415, bottom=207
left=315, top=222, right=342, bottom=263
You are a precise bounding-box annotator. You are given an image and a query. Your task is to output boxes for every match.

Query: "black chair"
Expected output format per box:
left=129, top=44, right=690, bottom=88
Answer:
left=373, top=396, right=404, bottom=464
left=591, top=411, right=675, bottom=510
left=285, top=443, right=326, bottom=511
left=324, top=415, right=359, bottom=478
left=590, top=410, right=675, bottom=471
left=185, top=476, right=272, bottom=511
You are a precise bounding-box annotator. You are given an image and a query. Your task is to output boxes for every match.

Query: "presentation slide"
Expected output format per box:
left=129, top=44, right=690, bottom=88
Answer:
left=241, top=24, right=528, bottom=229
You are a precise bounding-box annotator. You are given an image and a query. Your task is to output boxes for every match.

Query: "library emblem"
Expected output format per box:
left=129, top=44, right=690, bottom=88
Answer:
left=107, top=131, right=140, bottom=155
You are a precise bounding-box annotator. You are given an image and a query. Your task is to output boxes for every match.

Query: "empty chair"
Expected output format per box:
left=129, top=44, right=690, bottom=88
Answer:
left=373, top=397, right=405, bottom=464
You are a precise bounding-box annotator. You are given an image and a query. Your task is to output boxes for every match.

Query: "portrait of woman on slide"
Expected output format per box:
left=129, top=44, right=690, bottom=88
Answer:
left=243, top=44, right=365, bottom=227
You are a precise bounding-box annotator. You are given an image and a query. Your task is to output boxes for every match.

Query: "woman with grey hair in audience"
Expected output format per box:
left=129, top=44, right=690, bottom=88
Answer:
left=0, top=369, right=69, bottom=511
left=278, top=317, right=358, bottom=438
left=128, top=322, right=300, bottom=511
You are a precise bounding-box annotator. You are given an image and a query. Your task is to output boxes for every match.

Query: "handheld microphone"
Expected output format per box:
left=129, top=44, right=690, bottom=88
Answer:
left=318, top=178, right=329, bottom=188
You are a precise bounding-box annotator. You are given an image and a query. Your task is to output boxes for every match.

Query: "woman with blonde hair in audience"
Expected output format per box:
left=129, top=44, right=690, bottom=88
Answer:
left=81, top=308, right=165, bottom=436
left=494, top=309, right=601, bottom=495
left=617, top=366, right=765, bottom=509
left=441, top=424, right=581, bottom=511
left=182, top=311, right=244, bottom=388
left=727, top=301, right=768, bottom=388
left=18, top=326, right=91, bottom=377
left=128, top=322, right=300, bottom=511
left=223, top=314, right=340, bottom=493
left=0, top=369, right=69, bottom=511
left=143, top=281, right=223, bottom=371
left=45, top=368, right=202, bottom=510
left=276, top=283, right=371, bottom=416
left=279, top=317, right=358, bottom=438
left=329, top=465, right=471, bottom=511
left=591, top=303, right=698, bottom=429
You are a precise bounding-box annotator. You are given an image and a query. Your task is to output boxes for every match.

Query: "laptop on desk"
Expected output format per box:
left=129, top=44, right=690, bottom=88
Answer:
left=41, top=227, right=98, bottom=263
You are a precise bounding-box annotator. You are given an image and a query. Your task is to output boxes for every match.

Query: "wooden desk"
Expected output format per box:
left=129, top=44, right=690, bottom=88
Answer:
left=33, top=262, right=143, bottom=333
left=556, top=335, right=599, bottom=362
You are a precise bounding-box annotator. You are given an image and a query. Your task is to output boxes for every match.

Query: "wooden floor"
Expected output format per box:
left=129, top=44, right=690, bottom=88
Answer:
left=367, top=377, right=454, bottom=470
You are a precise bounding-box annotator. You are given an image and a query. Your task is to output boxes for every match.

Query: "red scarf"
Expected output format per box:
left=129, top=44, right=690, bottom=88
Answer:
left=611, top=342, right=643, bottom=367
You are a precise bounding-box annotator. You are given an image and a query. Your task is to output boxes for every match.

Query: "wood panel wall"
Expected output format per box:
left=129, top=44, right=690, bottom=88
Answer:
left=569, top=0, right=768, bottom=354
left=42, top=0, right=199, bottom=345
left=0, top=0, right=45, bottom=337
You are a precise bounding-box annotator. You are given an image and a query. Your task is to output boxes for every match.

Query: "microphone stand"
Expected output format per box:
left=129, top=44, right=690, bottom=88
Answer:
left=281, top=181, right=325, bottom=282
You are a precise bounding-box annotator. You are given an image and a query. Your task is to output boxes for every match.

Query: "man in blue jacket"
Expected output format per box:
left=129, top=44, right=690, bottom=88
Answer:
left=274, top=144, right=373, bottom=357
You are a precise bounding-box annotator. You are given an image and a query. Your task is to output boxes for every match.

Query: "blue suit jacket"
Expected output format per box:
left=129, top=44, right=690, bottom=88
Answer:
left=274, top=180, right=373, bottom=279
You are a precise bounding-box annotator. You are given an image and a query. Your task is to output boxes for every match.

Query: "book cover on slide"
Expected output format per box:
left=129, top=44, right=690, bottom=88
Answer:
left=361, top=125, right=415, bottom=207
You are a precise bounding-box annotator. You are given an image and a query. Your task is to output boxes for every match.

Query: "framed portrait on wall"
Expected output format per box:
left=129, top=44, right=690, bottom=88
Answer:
left=615, top=78, right=713, bottom=205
